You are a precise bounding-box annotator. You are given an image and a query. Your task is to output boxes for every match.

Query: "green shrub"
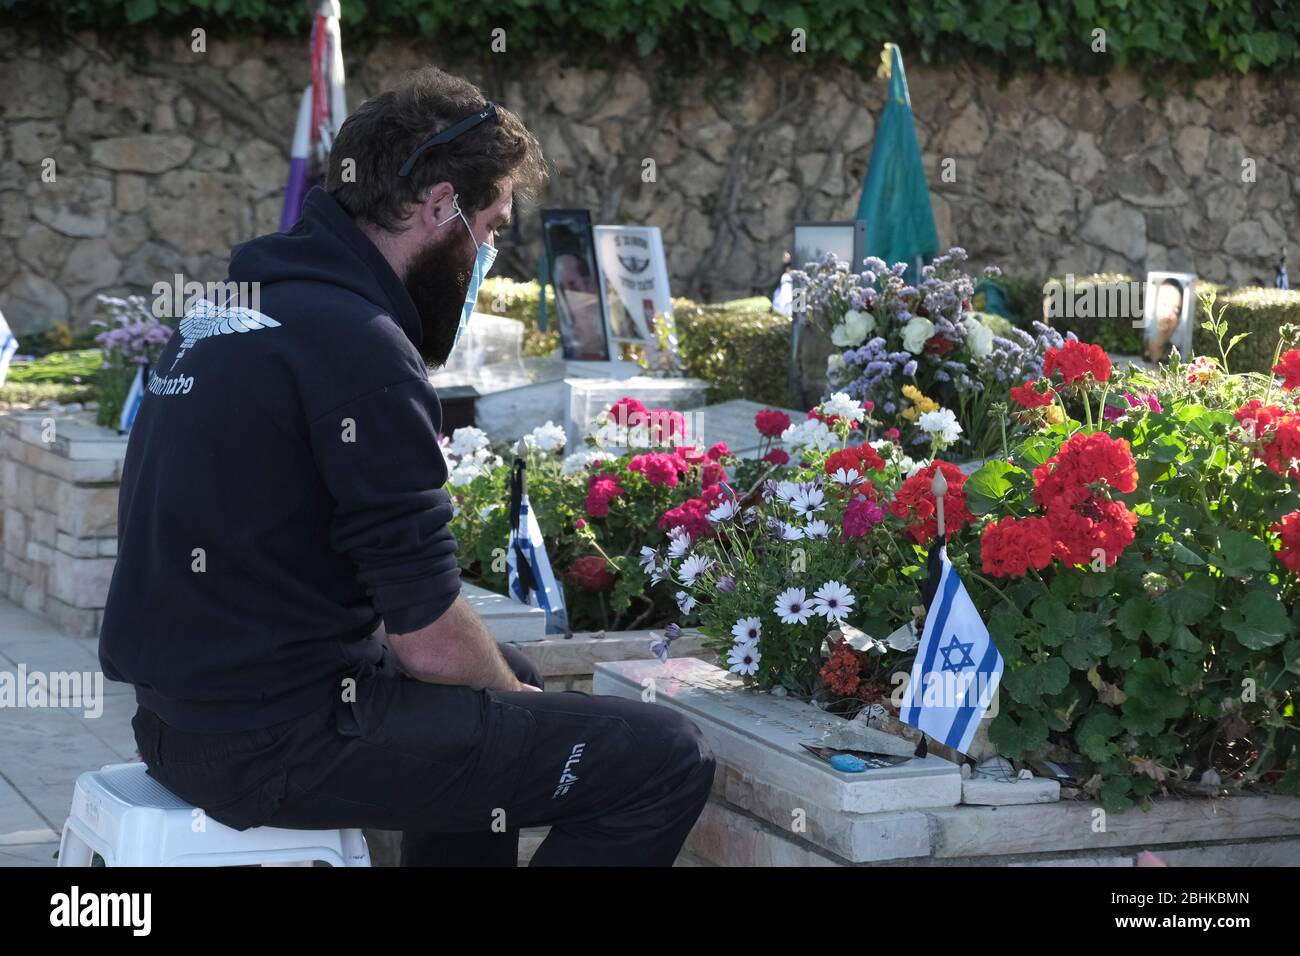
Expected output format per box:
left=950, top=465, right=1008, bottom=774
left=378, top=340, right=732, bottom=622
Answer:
left=478, top=277, right=560, bottom=358
left=1198, top=286, right=1300, bottom=375
left=674, top=297, right=791, bottom=406
left=25, top=0, right=1300, bottom=75
left=0, top=382, right=95, bottom=407
left=992, top=274, right=1051, bottom=328
left=4, top=349, right=103, bottom=385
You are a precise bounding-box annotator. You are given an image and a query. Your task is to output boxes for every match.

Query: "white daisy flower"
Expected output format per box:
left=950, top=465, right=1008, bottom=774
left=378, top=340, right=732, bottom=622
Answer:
left=676, top=590, right=697, bottom=615
left=780, top=522, right=804, bottom=541
left=727, top=642, right=761, bottom=677
left=667, top=530, right=693, bottom=559
left=810, top=580, right=855, bottom=623
left=708, top=499, right=740, bottom=524
left=678, top=554, right=713, bottom=587
left=821, top=392, right=866, bottom=424
left=731, top=617, right=762, bottom=644
left=774, top=480, right=801, bottom=503
left=638, top=546, right=659, bottom=573
left=789, top=484, right=825, bottom=517
left=650, top=562, right=670, bottom=585
left=446, top=426, right=490, bottom=457
left=804, top=519, right=831, bottom=539
left=774, top=587, right=812, bottom=625
left=830, top=467, right=861, bottom=486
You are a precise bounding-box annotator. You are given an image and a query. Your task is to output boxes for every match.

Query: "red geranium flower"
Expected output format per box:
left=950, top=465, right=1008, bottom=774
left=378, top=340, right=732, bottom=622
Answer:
left=755, top=409, right=792, bottom=437
left=566, top=555, right=617, bottom=592
left=1009, top=378, right=1056, bottom=409
left=888, top=461, right=974, bottom=544
left=1043, top=341, right=1111, bottom=385
left=1273, top=349, right=1300, bottom=391
left=707, top=442, right=731, bottom=461
left=1234, top=399, right=1284, bottom=440
left=980, top=516, right=1055, bottom=578
left=1273, top=511, right=1300, bottom=572
left=1032, top=432, right=1138, bottom=510
left=1257, top=413, right=1300, bottom=479
left=763, top=448, right=790, bottom=465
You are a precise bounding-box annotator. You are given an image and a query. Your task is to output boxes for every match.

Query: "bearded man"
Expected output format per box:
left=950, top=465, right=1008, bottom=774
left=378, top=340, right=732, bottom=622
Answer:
left=99, top=67, right=714, bottom=867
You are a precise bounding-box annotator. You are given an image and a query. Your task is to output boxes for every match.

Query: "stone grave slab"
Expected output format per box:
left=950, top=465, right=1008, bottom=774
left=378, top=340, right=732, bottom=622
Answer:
left=461, top=581, right=546, bottom=642
left=593, top=657, right=961, bottom=822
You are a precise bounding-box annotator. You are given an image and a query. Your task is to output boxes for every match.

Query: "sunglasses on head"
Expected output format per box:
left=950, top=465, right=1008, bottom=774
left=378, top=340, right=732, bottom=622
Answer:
left=396, top=102, right=499, bottom=178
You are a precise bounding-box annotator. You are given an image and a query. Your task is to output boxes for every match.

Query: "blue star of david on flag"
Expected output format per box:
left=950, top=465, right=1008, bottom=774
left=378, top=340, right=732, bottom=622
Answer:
left=900, top=544, right=1004, bottom=754
left=939, top=635, right=976, bottom=673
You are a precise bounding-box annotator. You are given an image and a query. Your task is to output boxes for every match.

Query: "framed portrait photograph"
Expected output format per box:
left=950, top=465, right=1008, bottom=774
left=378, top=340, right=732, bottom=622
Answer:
left=541, top=209, right=611, bottom=361
left=792, top=221, right=866, bottom=271
left=592, top=224, right=679, bottom=372
left=1142, top=272, right=1196, bottom=363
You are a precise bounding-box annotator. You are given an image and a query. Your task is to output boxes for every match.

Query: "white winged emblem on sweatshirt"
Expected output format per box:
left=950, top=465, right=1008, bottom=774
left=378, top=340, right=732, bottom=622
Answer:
left=170, top=298, right=281, bottom=371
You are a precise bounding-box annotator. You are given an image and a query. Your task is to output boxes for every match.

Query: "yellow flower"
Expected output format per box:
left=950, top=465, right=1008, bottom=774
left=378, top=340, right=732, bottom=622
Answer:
left=902, top=384, right=924, bottom=403
left=1044, top=405, right=1065, bottom=425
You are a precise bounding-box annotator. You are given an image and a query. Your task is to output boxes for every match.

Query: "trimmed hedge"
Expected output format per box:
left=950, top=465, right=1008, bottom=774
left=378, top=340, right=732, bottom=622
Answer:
left=998, top=273, right=1300, bottom=374
left=674, top=296, right=791, bottom=407
left=16, top=0, right=1300, bottom=75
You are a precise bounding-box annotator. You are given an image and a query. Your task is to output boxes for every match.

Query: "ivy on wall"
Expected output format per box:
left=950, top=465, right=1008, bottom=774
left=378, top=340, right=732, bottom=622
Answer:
left=11, top=0, right=1300, bottom=76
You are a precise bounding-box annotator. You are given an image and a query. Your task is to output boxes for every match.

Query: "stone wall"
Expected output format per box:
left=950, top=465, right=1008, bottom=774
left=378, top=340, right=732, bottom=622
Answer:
left=2, top=28, right=1297, bottom=336
left=0, top=412, right=126, bottom=638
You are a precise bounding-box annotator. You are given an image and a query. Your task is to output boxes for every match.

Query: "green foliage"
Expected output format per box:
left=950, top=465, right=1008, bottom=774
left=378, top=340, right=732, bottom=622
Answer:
left=0, top=381, right=95, bottom=407
left=966, top=360, right=1300, bottom=811
left=674, top=297, right=791, bottom=406
left=1203, top=287, right=1300, bottom=375
left=23, top=0, right=1300, bottom=74
left=3, top=349, right=103, bottom=385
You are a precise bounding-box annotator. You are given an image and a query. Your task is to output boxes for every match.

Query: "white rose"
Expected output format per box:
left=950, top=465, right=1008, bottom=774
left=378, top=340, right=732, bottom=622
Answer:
left=902, top=316, right=935, bottom=354
left=831, top=309, right=875, bottom=347
left=965, top=318, right=994, bottom=358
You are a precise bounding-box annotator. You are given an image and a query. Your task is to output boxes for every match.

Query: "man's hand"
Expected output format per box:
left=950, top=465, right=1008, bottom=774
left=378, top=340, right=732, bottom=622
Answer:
left=388, top=594, right=520, bottom=693
left=515, top=680, right=543, bottom=693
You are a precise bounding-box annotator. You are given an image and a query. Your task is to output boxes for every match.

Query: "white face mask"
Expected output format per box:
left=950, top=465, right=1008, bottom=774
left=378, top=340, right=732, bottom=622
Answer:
left=436, top=194, right=498, bottom=349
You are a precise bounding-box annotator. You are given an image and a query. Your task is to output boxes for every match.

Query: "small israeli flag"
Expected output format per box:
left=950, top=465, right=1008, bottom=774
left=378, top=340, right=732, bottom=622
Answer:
left=506, top=445, right=569, bottom=635
left=900, top=543, right=1003, bottom=754
left=0, top=308, right=19, bottom=387
left=118, top=364, right=146, bottom=434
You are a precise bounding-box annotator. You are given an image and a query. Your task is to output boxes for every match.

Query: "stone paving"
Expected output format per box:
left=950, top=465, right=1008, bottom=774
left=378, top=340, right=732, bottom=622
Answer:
left=0, top=596, right=138, bottom=867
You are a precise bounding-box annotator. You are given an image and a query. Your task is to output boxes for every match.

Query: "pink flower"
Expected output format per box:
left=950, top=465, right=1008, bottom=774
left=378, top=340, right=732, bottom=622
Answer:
left=702, top=462, right=726, bottom=486
left=707, top=442, right=731, bottom=462
left=883, top=428, right=900, bottom=441
left=763, top=448, right=790, bottom=465
left=843, top=495, right=885, bottom=538
left=629, top=452, right=682, bottom=487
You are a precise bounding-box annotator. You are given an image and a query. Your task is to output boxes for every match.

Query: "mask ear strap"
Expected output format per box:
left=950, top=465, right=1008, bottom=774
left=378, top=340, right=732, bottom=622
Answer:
left=434, top=193, right=463, bottom=228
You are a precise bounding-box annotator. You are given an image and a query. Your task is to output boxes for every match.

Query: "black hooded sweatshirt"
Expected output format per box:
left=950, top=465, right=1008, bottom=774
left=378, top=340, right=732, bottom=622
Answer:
left=99, top=188, right=463, bottom=732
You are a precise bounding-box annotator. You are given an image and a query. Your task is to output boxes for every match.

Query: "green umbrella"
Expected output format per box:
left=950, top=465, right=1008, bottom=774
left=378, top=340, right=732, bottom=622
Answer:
left=856, top=43, right=940, bottom=276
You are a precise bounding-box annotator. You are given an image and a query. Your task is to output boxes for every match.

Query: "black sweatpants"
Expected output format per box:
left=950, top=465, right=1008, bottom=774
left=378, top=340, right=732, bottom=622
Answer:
left=131, top=644, right=716, bottom=866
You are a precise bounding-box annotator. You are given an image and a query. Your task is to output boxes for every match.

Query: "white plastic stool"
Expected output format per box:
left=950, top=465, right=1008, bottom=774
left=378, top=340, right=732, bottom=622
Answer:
left=58, top=762, right=371, bottom=867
